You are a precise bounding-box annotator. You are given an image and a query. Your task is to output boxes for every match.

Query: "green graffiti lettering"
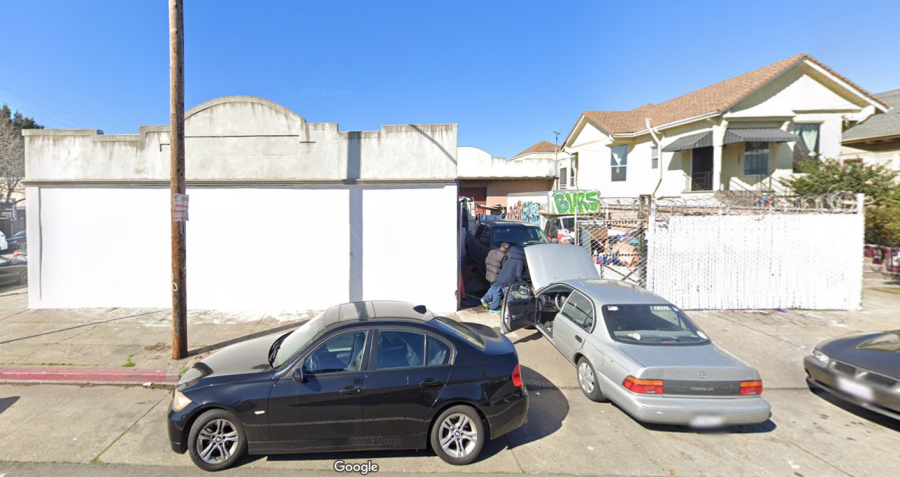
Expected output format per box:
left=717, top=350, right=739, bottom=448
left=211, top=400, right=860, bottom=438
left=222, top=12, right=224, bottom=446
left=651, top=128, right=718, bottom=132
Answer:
left=553, top=192, right=570, bottom=214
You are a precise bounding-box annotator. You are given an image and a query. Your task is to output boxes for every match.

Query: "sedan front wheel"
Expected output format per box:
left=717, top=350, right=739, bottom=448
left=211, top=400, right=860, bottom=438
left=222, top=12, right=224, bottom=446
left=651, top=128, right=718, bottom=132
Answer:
left=188, top=409, right=247, bottom=471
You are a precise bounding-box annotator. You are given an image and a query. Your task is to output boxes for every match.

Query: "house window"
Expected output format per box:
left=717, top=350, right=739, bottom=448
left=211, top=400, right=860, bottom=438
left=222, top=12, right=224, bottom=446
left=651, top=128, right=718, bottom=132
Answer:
left=793, top=123, right=821, bottom=168
left=570, top=166, right=576, bottom=188
left=559, top=167, right=568, bottom=190
left=744, top=142, right=770, bottom=176
left=651, top=144, right=659, bottom=169
left=611, top=145, right=628, bottom=182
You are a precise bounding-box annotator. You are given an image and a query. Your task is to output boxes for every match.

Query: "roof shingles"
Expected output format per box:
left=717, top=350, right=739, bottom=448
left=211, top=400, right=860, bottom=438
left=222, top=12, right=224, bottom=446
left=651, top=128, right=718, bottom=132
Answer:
left=574, top=54, right=887, bottom=137
left=513, top=140, right=559, bottom=158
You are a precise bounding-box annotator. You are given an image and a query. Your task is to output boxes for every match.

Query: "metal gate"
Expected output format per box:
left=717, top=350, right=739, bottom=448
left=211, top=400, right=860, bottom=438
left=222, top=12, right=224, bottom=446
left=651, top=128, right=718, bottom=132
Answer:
left=576, top=196, right=649, bottom=287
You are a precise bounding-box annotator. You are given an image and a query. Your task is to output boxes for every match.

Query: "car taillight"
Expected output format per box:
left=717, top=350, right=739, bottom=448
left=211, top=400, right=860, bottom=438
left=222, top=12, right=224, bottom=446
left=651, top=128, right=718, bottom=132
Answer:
left=511, top=363, right=523, bottom=387
left=622, top=376, right=664, bottom=395
left=740, top=380, right=763, bottom=396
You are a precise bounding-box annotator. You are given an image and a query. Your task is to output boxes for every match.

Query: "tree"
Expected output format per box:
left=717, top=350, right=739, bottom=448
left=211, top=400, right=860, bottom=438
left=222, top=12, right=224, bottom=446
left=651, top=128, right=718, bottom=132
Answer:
left=0, top=105, right=43, bottom=205
left=780, top=158, right=898, bottom=202
left=780, top=159, right=900, bottom=246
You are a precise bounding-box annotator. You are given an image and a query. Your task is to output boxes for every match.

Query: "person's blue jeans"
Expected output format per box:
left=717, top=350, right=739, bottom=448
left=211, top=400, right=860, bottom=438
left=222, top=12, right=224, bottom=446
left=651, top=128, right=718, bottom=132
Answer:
left=482, top=283, right=503, bottom=310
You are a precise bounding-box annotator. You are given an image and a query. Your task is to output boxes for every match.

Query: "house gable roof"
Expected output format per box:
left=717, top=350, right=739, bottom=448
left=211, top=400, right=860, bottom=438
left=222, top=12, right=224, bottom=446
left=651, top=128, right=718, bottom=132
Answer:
left=565, top=54, right=889, bottom=145
left=512, top=140, right=558, bottom=158
left=843, top=89, right=900, bottom=142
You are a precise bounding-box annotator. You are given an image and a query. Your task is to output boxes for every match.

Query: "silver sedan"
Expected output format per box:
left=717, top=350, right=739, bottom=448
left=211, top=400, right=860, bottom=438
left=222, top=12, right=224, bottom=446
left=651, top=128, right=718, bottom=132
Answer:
left=501, top=244, right=771, bottom=427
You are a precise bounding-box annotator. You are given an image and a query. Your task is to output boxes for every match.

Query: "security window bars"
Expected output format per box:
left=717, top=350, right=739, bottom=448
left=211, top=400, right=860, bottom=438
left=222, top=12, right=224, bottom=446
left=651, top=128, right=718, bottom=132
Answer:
left=611, top=145, right=628, bottom=182
left=744, top=142, right=769, bottom=176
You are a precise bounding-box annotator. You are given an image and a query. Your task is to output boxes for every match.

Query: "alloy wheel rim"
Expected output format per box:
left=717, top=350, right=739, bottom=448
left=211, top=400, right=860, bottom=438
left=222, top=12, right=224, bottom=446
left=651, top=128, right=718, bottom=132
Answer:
left=438, top=413, right=478, bottom=459
left=579, top=362, right=595, bottom=393
left=196, top=418, right=239, bottom=464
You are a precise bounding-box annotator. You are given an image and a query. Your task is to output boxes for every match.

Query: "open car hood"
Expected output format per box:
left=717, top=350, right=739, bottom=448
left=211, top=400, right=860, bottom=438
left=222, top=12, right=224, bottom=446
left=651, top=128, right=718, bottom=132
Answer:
left=524, top=243, right=599, bottom=290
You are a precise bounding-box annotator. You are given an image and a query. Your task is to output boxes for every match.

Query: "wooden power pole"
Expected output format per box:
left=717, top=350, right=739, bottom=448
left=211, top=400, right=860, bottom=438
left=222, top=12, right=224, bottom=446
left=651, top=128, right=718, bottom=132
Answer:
left=169, top=0, right=188, bottom=359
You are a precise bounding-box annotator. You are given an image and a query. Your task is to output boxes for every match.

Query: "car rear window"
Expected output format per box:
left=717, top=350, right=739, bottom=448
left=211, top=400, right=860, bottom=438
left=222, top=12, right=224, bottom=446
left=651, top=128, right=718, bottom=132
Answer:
left=435, top=316, right=485, bottom=349
left=491, top=225, right=548, bottom=247
left=601, top=304, right=709, bottom=346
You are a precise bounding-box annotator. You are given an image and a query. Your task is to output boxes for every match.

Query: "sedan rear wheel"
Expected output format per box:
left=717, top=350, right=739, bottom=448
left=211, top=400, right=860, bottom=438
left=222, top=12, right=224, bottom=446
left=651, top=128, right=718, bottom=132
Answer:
left=188, top=409, right=247, bottom=471
left=430, top=405, right=484, bottom=465
left=577, top=358, right=607, bottom=402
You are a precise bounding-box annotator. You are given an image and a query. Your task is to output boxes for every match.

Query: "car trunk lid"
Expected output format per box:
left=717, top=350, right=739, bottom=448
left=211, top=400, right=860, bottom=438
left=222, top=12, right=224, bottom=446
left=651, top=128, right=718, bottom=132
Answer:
left=622, top=343, right=760, bottom=396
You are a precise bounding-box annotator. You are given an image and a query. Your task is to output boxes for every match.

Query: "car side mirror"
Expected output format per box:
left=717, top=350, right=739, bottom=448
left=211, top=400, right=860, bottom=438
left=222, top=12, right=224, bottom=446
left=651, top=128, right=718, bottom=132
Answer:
left=292, top=367, right=306, bottom=383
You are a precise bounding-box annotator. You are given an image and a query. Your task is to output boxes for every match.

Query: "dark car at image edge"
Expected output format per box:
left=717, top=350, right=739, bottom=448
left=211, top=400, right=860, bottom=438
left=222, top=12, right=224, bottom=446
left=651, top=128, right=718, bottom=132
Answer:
left=168, top=300, right=528, bottom=471
left=804, top=330, right=900, bottom=421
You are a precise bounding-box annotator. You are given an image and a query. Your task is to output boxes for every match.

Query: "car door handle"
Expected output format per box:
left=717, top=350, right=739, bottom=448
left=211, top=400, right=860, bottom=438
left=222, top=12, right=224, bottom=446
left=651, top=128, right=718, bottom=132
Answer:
left=339, top=386, right=361, bottom=394
left=420, top=378, right=443, bottom=387
left=575, top=335, right=583, bottom=343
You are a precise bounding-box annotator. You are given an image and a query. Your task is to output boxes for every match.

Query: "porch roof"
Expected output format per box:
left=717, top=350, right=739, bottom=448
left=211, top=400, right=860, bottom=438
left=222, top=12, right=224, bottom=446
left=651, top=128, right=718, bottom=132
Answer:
left=724, top=128, right=798, bottom=144
left=661, top=131, right=712, bottom=152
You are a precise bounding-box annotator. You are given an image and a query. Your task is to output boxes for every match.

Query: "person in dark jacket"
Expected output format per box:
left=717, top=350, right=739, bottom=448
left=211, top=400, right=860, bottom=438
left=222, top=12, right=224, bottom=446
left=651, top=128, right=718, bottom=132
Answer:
left=495, top=245, right=526, bottom=286
left=481, top=243, right=509, bottom=312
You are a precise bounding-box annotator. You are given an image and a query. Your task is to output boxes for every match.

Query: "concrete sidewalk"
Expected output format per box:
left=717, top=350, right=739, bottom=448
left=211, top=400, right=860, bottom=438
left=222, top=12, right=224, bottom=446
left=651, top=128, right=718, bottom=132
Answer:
left=0, top=284, right=317, bottom=385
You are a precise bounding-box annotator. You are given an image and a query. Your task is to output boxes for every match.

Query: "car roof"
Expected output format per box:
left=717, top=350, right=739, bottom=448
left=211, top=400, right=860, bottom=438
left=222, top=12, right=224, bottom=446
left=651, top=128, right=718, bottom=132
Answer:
left=557, top=279, right=672, bottom=306
left=321, top=300, right=435, bottom=328
left=486, top=220, right=539, bottom=227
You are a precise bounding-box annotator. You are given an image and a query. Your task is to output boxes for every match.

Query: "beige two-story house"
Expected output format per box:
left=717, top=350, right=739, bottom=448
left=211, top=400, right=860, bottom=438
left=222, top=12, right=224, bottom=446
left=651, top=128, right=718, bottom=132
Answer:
left=561, top=54, right=890, bottom=199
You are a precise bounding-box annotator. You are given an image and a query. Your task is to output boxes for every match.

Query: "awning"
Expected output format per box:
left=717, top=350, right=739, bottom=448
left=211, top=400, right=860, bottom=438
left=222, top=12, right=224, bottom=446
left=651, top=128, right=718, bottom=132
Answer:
left=661, top=131, right=712, bottom=152
left=724, top=128, right=799, bottom=144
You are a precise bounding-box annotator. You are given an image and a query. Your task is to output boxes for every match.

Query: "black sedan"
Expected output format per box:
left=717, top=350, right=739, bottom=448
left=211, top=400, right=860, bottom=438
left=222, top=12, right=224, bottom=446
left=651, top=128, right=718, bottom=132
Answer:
left=168, top=301, right=528, bottom=471
left=0, top=255, right=27, bottom=286
left=804, top=330, right=900, bottom=420
left=7, top=231, right=25, bottom=252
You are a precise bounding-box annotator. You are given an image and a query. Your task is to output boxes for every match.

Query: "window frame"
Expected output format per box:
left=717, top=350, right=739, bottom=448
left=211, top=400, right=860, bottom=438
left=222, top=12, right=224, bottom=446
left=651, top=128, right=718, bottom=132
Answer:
left=650, top=144, right=659, bottom=170
left=743, top=141, right=770, bottom=177
left=297, top=328, right=372, bottom=377
left=367, top=326, right=457, bottom=373
left=559, top=167, right=568, bottom=190
left=558, top=290, right=597, bottom=333
left=793, top=122, right=821, bottom=162
left=610, top=145, right=628, bottom=182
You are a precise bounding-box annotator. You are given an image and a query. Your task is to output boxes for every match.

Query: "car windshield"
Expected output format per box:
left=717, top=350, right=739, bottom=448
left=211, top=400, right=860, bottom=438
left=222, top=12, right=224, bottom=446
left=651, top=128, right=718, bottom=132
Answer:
left=602, top=304, right=709, bottom=346
left=492, top=225, right=548, bottom=247
left=272, top=312, right=326, bottom=367
left=435, top=316, right=484, bottom=349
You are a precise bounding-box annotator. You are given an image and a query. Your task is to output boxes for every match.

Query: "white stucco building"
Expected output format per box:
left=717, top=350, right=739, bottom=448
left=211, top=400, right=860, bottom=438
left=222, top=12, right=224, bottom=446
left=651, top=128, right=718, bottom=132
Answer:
left=561, top=54, right=889, bottom=199
left=24, top=96, right=460, bottom=313
left=456, top=145, right=555, bottom=210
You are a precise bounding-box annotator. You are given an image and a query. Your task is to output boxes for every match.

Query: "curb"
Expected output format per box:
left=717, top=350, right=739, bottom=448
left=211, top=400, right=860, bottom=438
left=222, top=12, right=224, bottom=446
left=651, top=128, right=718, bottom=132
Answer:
left=0, top=366, right=180, bottom=387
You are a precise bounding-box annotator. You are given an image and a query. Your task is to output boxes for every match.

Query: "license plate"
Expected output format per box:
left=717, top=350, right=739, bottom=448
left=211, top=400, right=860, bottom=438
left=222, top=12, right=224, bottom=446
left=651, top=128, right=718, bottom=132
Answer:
left=690, top=414, right=724, bottom=428
left=837, top=376, right=874, bottom=401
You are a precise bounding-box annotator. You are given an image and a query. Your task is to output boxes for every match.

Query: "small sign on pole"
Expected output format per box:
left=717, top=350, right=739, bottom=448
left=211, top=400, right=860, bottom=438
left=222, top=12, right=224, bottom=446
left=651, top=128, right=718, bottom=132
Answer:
left=174, top=193, right=189, bottom=221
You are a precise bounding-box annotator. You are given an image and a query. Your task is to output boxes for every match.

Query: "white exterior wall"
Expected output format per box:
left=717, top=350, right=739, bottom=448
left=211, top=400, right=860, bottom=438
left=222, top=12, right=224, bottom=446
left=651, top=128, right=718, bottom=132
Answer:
left=25, top=96, right=460, bottom=314
left=457, top=146, right=556, bottom=179
left=647, top=213, right=864, bottom=310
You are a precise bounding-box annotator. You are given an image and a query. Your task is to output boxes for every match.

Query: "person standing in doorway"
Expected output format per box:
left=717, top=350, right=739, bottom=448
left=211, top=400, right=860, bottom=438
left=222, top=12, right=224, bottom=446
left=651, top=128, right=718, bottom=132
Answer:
left=481, top=242, right=509, bottom=313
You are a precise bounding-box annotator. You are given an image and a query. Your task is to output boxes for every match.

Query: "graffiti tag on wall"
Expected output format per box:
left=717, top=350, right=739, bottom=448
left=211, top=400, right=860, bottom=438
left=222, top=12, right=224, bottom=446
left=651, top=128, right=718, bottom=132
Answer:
left=551, top=190, right=600, bottom=215
left=507, top=201, right=544, bottom=225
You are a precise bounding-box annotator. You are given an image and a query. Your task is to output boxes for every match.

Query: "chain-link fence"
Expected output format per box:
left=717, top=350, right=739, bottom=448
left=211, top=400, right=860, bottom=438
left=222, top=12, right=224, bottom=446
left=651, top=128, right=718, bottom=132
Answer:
left=575, top=192, right=867, bottom=310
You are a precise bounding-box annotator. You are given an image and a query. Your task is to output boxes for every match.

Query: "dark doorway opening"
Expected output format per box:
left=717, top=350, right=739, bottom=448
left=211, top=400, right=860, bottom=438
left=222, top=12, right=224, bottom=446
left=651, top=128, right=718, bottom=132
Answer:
left=691, top=146, right=714, bottom=191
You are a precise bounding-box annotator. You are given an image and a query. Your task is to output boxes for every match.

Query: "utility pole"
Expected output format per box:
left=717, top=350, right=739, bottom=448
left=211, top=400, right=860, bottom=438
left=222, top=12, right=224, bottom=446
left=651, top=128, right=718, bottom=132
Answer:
left=169, top=0, right=187, bottom=359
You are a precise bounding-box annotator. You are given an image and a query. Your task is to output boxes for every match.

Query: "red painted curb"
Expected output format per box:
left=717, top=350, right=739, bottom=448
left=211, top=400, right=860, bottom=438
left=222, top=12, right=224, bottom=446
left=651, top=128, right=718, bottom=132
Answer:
left=0, top=366, right=180, bottom=385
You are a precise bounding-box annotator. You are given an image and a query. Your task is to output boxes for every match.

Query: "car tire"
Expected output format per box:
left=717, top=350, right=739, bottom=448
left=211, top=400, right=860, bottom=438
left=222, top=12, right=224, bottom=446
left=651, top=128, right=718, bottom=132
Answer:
left=577, top=358, right=607, bottom=402
left=430, top=405, right=485, bottom=465
left=18, top=270, right=27, bottom=285
left=187, top=409, right=247, bottom=471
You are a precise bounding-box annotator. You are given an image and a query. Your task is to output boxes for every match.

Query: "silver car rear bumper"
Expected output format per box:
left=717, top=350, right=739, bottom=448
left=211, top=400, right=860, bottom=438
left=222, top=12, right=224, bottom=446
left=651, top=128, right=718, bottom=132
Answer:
left=615, top=392, right=771, bottom=426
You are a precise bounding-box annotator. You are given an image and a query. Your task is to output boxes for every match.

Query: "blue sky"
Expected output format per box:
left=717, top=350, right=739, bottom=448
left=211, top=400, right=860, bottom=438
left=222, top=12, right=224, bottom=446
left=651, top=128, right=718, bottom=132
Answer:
left=3, top=1, right=899, bottom=158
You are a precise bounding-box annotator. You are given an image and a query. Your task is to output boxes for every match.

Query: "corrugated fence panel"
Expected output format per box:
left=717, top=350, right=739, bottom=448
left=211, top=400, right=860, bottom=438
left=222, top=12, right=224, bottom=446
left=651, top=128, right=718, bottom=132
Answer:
left=647, top=214, right=863, bottom=310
